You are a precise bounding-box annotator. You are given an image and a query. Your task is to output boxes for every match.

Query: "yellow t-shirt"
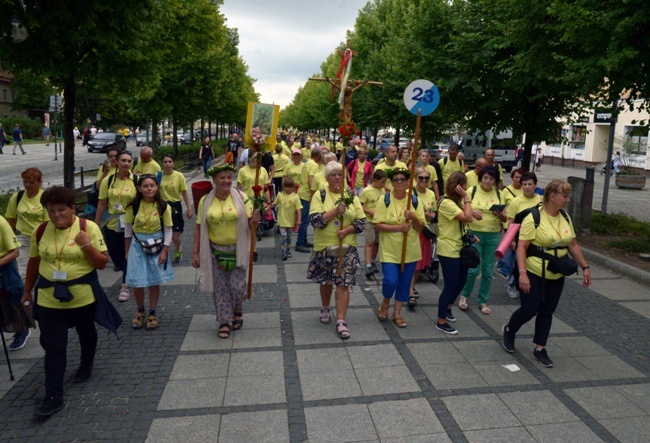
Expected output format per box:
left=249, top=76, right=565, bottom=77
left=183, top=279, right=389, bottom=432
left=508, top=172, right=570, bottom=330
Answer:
left=359, top=185, right=385, bottom=222
left=416, top=188, right=436, bottom=218
left=272, top=153, right=290, bottom=178
left=273, top=192, right=302, bottom=228
left=439, top=157, right=464, bottom=183
left=99, top=174, right=138, bottom=230
left=298, top=159, right=321, bottom=201
left=196, top=193, right=253, bottom=245
left=490, top=163, right=504, bottom=183
left=237, top=165, right=270, bottom=199
left=309, top=188, right=364, bottom=251
left=5, top=189, right=49, bottom=236
left=301, top=147, right=311, bottom=162
left=312, top=172, right=327, bottom=191
left=354, top=160, right=369, bottom=188
left=132, top=159, right=161, bottom=175
left=374, top=160, right=407, bottom=191
left=30, top=218, right=107, bottom=309
left=509, top=194, right=542, bottom=219
left=520, top=208, right=575, bottom=279
left=95, top=163, right=116, bottom=184
left=0, top=216, right=20, bottom=260
left=125, top=201, right=173, bottom=234
left=437, top=197, right=464, bottom=258
left=465, top=171, right=480, bottom=188
left=468, top=186, right=505, bottom=232
left=335, top=142, right=343, bottom=153
left=282, top=145, right=292, bottom=158
left=160, top=170, right=188, bottom=202
left=373, top=193, right=426, bottom=263
left=504, top=185, right=523, bottom=208
left=285, top=162, right=304, bottom=187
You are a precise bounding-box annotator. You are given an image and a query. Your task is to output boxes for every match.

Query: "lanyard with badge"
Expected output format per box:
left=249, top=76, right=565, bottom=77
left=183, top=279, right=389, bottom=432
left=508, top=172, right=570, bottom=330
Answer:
left=52, top=224, right=74, bottom=280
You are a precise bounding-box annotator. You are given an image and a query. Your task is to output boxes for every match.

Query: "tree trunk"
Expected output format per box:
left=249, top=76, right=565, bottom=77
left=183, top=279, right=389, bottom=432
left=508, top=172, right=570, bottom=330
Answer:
left=63, top=80, right=77, bottom=189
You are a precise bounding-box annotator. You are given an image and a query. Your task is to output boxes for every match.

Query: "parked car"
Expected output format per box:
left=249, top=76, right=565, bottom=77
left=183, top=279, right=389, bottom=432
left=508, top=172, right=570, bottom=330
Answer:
left=182, top=131, right=200, bottom=145
left=430, top=143, right=451, bottom=158
left=379, top=138, right=393, bottom=149
left=398, top=138, right=410, bottom=148
left=136, top=131, right=153, bottom=147
left=87, top=132, right=127, bottom=153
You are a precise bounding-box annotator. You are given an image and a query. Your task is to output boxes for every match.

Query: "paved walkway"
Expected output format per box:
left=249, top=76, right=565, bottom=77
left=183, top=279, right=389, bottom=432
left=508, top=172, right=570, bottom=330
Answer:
left=1, top=170, right=650, bottom=442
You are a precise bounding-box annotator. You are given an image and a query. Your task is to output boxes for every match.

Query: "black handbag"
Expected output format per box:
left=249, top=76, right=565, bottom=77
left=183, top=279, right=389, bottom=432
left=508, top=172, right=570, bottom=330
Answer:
left=546, top=254, right=578, bottom=276
left=459, top=222, right=480, bottom=269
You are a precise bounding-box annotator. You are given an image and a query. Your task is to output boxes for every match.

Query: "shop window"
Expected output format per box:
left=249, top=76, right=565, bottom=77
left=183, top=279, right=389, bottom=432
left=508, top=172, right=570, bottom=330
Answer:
left=625, top=126, right=648, bottom=154
left=571, top=125, right=586, bottom=149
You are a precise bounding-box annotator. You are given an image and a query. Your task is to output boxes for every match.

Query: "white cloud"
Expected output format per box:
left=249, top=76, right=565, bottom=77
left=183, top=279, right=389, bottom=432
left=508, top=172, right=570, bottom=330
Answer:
left=221, top=0, right=370, bottom=108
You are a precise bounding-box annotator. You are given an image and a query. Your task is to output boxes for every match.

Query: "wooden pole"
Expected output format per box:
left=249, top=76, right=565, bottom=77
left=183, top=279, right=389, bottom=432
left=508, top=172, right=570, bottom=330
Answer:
left=400, top=109, right=422, bottom=271
left=247, top=154, right=261, bottom=299
left=338, top=146, right=347, bottom=277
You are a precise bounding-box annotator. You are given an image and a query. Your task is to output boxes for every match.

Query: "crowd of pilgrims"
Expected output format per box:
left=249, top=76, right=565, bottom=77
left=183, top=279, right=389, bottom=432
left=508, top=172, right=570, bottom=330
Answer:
left=0, top=131, right=591, bottom=417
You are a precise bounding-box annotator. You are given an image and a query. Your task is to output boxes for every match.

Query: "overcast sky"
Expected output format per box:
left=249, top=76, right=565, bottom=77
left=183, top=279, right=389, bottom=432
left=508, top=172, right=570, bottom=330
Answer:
left=221, top=0, right=370, bottom=109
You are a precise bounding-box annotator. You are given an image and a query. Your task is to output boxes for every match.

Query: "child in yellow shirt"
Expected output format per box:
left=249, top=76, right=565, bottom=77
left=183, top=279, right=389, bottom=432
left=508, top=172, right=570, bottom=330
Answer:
left=268, top=177, right=303, bottom=260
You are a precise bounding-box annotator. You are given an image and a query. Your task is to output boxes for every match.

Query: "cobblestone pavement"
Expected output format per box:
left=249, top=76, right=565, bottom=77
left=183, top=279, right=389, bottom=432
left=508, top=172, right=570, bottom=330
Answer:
left=1, top=171, right=650, bottom=442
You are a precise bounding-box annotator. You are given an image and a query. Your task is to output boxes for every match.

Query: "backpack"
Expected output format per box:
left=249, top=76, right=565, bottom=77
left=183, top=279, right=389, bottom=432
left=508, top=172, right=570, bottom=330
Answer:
left=469, top=185, right=501, bottom=204
left=441, top=157, right=464, bottom=168
left=107, top=173, right=139, bottom=190
left=16, top=190, right=25, bottom=206
left=36, top=218, right=87, bottom=245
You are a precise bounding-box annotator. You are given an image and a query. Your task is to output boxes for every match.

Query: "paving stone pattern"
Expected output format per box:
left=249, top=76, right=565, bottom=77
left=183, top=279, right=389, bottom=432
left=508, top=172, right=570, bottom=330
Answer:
left=1, top=176, right=650, bottom=442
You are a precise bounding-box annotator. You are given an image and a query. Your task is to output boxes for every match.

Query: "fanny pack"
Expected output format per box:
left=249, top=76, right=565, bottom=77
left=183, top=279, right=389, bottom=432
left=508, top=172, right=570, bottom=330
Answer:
left=132, top=232, right=164, bottom=256
left=212, top=250, right=237, bottom=271
left=326, top=244, right=350, bottom=257
left=527, top=246, right=578, bottom=276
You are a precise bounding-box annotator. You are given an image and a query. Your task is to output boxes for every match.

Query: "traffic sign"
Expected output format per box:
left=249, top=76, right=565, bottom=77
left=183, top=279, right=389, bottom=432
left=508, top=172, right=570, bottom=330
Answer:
left=49, top=95, right=62, bottom=112
left=403, top=80, right=439, bottom=116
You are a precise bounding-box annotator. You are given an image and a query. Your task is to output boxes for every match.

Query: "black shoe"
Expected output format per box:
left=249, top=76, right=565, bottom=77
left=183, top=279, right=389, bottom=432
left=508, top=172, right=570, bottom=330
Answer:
left=73, top=365, right=93, bottom=383
left=282, top=254, right=287, bottom=261
left=305, top=241, right=314, bottom=247
left=113, top=265, right=122, bottom=272
left=445, top=309, right=456, bottom=322
left=34, top=397, right=65, bottom=417
left=533, top=348, right=554, bottom=368
left=253, top=252, right=258, bottom=262
left=436, top=322, right=457, bottom=335
left=407, top=296, right=417, bottom=308
left=502, top=325, right=515, bottom=353
left=295, top=245, right=311, bottom=253
left=365, top=266, right=374, bottom=278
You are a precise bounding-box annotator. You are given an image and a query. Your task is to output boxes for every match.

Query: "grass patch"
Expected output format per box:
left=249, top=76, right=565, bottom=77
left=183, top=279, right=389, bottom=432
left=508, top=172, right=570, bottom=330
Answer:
left=591, top=211, right=650, bottom=253
left=607, top=238, right=650, bottom=253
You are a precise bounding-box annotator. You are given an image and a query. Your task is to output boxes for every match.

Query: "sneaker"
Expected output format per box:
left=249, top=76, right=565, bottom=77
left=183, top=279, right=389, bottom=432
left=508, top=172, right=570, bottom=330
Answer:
left=436, top=322, right=458, bottom=335
left=173, top=250, right=182, bottom=263
left=295, top=245, right=311, bottom=253
left=286, top=251, right=292, bottom=258
left=282, top=253, right=288, bottom=261
left=507, top=286, right=519, bottom=299
left=502, top=325, right=515, bottom=353
left=371, top=262, right=380, bottom=274
left=34, top=396, right=65, bottom=417
left=305, top=241, right=314, bottom=248
left=533, top=348, right=554, bottom=368
left=445, top=309, right=456, bottom=322
left=9, top=329, right=31, bottom=351
left=365, top=266, right=374, bottom=278
left=73, top=365, right=93, bottom=383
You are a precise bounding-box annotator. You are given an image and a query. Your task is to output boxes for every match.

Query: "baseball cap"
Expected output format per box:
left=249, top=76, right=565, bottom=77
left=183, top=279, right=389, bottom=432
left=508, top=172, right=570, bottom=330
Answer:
left=292, top=149, right=301, bottom=155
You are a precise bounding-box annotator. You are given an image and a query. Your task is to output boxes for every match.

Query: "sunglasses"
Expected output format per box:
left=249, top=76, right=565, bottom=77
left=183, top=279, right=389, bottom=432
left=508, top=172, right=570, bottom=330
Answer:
left=392, top=178, right=407, bottom=183
left=417, top=176, right=430, bottom=181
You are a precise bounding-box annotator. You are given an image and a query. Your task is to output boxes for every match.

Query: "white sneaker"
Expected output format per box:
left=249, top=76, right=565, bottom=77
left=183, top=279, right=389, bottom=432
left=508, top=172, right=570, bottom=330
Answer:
left=507, top=286, right=519, bottom=299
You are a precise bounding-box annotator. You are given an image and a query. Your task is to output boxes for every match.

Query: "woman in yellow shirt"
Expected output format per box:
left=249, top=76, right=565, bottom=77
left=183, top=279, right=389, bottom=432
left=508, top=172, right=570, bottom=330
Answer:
left=409, top=167, right=437, bottom=305
left=435, top=172, right=474, bottom=335
left=160, top=154, right=194, bottom=263
left=237, top=152, right=270, bottom=200
left=458, top=166, right=506, bottom=315
left=307, top=162, right=365, bottom=339
left=374, top=168, right=426, bottom=329
left=95, top=151, right=138, bottom=302
left=272, top=144, right=290, bottom=194
left=503, top=180, right=591, bottom=368
left=21, top=186, right=114, bottom=417
left=125, top=176, right=174, bottom=330
left=192, top=164, right=259, bottom=339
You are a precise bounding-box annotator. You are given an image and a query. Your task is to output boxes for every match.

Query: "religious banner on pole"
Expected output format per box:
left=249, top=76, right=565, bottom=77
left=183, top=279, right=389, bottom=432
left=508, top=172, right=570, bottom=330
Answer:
left=245, top=102, right=280, bottom=151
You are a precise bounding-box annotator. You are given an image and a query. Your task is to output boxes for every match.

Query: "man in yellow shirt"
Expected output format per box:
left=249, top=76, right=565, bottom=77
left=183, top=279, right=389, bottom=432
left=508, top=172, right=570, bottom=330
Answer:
left=133, top=147, right=161, bottom=175
left=374, top=145, right=407, bottom=191
left=465, top=157, right=487, bottom=188
left=295, top=147, right=322, bottom=252
left=438, top=144, right=464, bottom=185
left=485, top=148, right=504, bottom=189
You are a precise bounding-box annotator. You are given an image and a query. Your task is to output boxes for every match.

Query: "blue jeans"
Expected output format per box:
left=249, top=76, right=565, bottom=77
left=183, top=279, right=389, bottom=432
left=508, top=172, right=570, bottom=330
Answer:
left=202, top=156, right=213, bottom=176
left=382, top=262, right=417, bottom=303
left=461, top=231, right=500, bottom=304
left=297, top=198, right=310, bottom=247
left=438, top=256, right=469, bottom=320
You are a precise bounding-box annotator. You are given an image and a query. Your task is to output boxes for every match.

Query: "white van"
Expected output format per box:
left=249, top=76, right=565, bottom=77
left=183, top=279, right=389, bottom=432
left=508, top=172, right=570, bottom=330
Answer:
left=461, top=129, right=517, bottom=171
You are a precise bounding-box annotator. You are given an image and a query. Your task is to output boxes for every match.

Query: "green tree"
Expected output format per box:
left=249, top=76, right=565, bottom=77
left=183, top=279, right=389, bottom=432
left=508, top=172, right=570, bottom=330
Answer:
left=9, top=69, right=56, bottom=113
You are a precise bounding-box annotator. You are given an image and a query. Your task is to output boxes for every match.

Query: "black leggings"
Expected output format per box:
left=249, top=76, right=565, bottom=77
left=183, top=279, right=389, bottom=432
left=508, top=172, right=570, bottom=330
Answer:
left=437, top=256, right=469, bottom=320
left=103, top=226, right=127, bottom=284
left=506, top=272, right=564, bottom=347
left=38, top=303, right=97, bottom=399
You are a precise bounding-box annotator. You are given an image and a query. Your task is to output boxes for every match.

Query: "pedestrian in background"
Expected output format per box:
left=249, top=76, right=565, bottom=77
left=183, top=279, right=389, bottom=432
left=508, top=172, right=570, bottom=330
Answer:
left=0, top=122, right=7, bottom=154
left=159, top=154, right=193, bottom=263
left=12, top=123, right=25, bottom=155
left=199, top=136, right=215, bottom=178
left=42, top=123, right=51, bottom=146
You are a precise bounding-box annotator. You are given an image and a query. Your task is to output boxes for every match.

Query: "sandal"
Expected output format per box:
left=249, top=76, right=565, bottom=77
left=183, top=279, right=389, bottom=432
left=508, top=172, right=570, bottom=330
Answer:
left=479, top=304, right=492, bottom=315
left=412, top=288, right=419, bottom=297
left=407, top=296, right=417, bottom=308
left=132, top=311, right=145, bottom=330
left=336, top=321, right=350, bottom=339
left=146, top=315, right=159, bottom=330
left=218, top=324, right=231, bottom=339
left=458, top=296, right=468, bottom=311
left=319, top=308, right=331, bottom=324
left=118, top=287, right=130, bottom=302
left=233, top=312, right=243, bottom=330
left=378, top=301, right=389, bottom=321
left=392, top=315, right=407, bottom=328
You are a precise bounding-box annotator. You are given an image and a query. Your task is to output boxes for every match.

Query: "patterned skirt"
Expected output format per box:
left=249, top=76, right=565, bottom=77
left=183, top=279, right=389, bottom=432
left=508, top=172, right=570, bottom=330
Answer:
left=306, top=246, right=360, bottom=287
left=125, top=231, right=174, bottom=288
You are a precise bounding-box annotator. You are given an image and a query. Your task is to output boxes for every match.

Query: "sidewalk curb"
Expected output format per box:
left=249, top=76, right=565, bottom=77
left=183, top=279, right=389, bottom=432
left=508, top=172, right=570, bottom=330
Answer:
left=582, top=246, right=650, bottom=287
